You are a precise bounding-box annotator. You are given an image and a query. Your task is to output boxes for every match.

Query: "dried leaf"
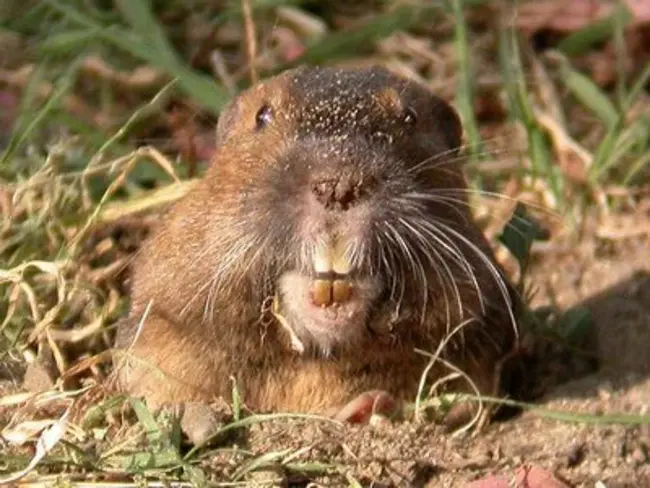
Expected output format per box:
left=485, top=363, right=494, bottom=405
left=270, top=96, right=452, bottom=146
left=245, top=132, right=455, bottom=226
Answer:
left=0, top=408, right=70, bottom=484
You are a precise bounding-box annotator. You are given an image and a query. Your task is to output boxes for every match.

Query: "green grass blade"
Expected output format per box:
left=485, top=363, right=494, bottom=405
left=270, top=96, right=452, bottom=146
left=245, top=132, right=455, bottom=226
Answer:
left=184, top=464, right=209, bottom=487
left=42, top=0, right=102, bottom=31
left=129, top=397, right=164, bottom=445
left=111, top=448, right=184, bottom=472
left=624, top=63, right=650, bottom=111
left=612, top=3, right=628, bottom=109
left=258, top=3, right=441, bottom=80
left=82, top=394, right=129, bottom=429
left=346, top=473, right=365, bottom=488
left=231, top=449, right=293, bottom=481
left=462, top=395, right=650, bottom=425
left=529, top=128, right=563, bottom=200
left=108, top=2, right=230, bottom=113
left=558, top=59, right=620, bottom=129
left=498, top=202, right=545, bottom=272
left=37, top=28, right=100, bottom=55
left=588, top=124, right=620, bottom=182
left=452, top=0, right=481, bottom=163
left=557, top=4, right=633, bottom=57
left=1, top=56, right=82, bottom=170
left=231, top=376, right=242, bottom=422
left=589, top=116, right=650, bottom=182
left=114, top=0, right=181, bottom=66
left=622, top=151, right=650, bottom=186
left=285, top=4, right=429, bottom=68
left=498, top=10, right=536, bottom=125
left=555, top=306, right=594, bottom=345
left=44, top=0, right=229, bottom=114
left=91, top=80, right=176, bottom=162
left=498, top=28, right=563, bottom=196
left=496, top=12, right=567, bottom=206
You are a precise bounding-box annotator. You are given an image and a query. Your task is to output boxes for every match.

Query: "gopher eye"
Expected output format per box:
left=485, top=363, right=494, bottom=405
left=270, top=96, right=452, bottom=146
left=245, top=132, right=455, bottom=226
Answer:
left=403, top=107, right=417, bottom=125
left=255, top=104, right=273, bottom=130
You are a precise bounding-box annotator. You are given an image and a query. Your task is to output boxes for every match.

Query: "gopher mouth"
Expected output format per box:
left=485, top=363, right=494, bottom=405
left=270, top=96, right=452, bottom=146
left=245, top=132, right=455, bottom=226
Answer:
left=275, top=240, right=380, bottom=353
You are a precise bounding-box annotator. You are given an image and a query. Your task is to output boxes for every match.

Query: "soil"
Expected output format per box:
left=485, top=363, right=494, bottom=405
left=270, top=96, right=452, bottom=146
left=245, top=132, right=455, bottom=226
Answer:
left=196, top=203, right=650, bottom=487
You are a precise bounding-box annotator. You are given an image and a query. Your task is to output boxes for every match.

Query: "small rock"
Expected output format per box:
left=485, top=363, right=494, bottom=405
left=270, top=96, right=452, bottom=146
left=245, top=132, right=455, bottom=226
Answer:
left=23, top=348, right=57, bottom=393
left=180, top=402, right=224, bottom=446
left=515, top=465, right=571, bottom=488
left=369, top=413, right=392, bottom=428
left=566, top=442, right=585, bottom=467
left=467, top=474, right=510, bottom=488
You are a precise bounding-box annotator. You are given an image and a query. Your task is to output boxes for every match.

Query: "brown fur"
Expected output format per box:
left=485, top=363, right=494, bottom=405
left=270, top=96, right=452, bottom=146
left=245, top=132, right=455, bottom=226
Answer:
left=114, top=65, right=519, bottom=420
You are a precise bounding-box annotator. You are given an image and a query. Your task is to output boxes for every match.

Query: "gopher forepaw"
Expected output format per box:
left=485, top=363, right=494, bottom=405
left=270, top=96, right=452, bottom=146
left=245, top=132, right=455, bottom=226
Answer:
left=332, top=390, right=399, bottom=423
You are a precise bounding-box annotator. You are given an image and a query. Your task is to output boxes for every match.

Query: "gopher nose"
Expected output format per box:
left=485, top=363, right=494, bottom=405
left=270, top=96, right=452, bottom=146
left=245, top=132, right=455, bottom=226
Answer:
left=311, top=177, right=365, bottom=211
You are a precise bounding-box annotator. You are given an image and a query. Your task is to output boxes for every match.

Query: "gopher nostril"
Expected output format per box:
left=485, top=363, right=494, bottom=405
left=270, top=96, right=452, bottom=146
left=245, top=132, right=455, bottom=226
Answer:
left=311, top=178, right=361, bottom=211
left=312, top=180, right=334, bottom=206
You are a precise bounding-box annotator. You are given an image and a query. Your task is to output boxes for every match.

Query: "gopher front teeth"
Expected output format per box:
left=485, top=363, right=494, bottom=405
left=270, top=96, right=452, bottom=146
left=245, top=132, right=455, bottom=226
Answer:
left=310, top=239, right=354, bottom=307
left=312, top=279, right=333, bottom=306
left=310, top=278, right=353, bottom=306
left=332, top=279, right=353, bottom=302
left=313, top=246, right=332, bottom=274
left=313, top=239, right=352, bottom=275
left=332, top=240, right=351, bottom=275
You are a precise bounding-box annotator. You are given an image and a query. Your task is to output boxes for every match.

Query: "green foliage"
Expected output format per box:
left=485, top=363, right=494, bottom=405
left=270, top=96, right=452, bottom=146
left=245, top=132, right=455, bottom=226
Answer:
left=498, top=202, right=545, bottom=274
left=557, top=4, right=633, bottom=56
left=452, top=0, right=482, bottom=164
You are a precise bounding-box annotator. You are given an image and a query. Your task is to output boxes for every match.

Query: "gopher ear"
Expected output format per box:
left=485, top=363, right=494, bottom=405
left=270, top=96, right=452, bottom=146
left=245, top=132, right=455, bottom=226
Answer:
left=431, top=97, right=463, bottom=153
left=215, top=98, right=240, bottom=146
